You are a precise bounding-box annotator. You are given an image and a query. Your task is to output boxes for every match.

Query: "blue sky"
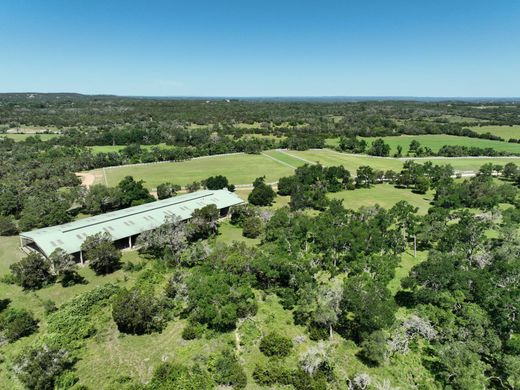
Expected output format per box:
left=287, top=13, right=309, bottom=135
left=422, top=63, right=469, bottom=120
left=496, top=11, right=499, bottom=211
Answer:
left=0, top=0, right=519, bottom=97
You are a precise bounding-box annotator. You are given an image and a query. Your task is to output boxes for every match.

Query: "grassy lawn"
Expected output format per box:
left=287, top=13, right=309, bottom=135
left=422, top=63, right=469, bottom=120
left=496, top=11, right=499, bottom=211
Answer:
left=262, top=149, right=308, bottom=168
left=87, top=149, right=520, bottom=190
left=431, top=114, right=484, bottom=123
left=388, top=250, right=427, bottom=294
left=328, top=184, right=433, bottom=215
left=284, top=149, right=404, bottom=171
left=360, top=134, right=520, bottom=155
left=240, top=134, right=285, bottom=141
left=75, top=317, right=230, bottom=387
left=415, top=156, right=520, bottom=172
left=187, top=121, right=307, bottom=130
left=0, top=236, right=24, bottom=275
left=216, top=220, right=261, bottom=246
left=470, top=125, right=520, bottom=141
left=96, top=153, right=296, bottom=188
left=327, top=134, right=520, bottom=155
left=90, top=143, right=175, bottom=154
left=1, top=133, right=60, bottom=142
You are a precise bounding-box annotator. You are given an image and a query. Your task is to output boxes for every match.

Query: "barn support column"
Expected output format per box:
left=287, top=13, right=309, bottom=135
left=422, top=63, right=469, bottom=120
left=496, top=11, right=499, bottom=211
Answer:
left=80, top=250, right=84, bottom=265
left=128, top=236, right=133, bottom=249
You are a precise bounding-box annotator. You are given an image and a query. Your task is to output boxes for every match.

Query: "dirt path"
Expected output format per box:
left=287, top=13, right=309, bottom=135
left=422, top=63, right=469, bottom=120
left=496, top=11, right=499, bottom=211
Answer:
left=76, top=170, right=104, bottom=188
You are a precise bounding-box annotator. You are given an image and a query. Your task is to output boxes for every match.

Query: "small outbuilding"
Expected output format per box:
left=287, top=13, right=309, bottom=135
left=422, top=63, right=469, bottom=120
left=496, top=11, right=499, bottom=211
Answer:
left=20, top=189, right=243, bottom=263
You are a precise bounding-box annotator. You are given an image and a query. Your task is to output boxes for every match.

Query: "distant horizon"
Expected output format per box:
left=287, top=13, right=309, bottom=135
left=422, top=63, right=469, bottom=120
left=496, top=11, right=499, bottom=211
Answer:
left=2, top=92, right=520, bottom=103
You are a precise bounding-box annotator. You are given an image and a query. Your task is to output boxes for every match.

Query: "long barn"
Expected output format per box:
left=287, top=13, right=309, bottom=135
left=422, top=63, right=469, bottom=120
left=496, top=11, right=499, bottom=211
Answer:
left=19, top=189, right=243, bottom=263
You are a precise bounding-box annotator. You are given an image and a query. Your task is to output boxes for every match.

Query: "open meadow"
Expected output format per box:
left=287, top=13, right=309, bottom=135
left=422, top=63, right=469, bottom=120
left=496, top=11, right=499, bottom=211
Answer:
left=470, top=124, right=520, bottom=140
left=89, top=148, right=520, bottom=190
left=328, top=184, right=433, bottom=214
left=1, top=133, right=60, bottom=142
left=90, top=143, right=175, bottom=154
left=328, top=134, right=520, bottom=154
left=90, top=153, right=295, bottom=188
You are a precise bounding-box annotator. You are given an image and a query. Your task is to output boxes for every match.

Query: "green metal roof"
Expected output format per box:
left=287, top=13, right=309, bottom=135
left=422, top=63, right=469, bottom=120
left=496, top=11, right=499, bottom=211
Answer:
left=20, top=189, right=243, bottom=257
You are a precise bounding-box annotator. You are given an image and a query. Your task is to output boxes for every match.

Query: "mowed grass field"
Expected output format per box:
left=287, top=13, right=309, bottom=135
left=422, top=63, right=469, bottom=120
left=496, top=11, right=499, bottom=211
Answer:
left=470, top=125, right=520, bottom=141
left=327, top=135, right=520, bottom=155
left=90, top=143, right=175, bottom=154
left=93, top=153, right=295, bottom=188
left=328, top=184, right=433, bottom=215
left=1, top=133, right=60, bottom=141
left=295, top=148, right=520, bottom=172
left=411, top=156, right=520, bottom=172
left=274, top=149, right=404, bottom=171
left=90, top=148, right=520, bottom=189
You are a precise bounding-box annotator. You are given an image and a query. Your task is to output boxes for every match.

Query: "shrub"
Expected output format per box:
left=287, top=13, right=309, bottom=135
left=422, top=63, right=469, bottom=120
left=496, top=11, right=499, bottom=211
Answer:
left=358, top=330, right=388, bottom=366
left=252, top=361, right=286, bottom=386
left=43, top=299, right=58, bottom=315
left=0, top=215, right=17, bottom=236
left=505, top=336, right=520, bottom=355
left=181, top=322, right=205, bottom=340
left=112, top=288, right=166, bottom=335
left=187, top=204, right=220, bottom=240
left=0, top=308, right=38, bottom=342
left=165, top=271, right=188, bottom=299
left=308, top=324, right=329, bottom=341
left=248, top=177, right=276, bottom=206
left=242, top=216, right=263, bottom=238
left=10, top=253, right=53, bottom=290
left=47, top=284, right=120, bottom=349
left=185, top=267, right=257, bottom=331
left=13, top=345, right=75, bottom=390
left=48, top=248, right=83, bottom=287
left=122, top=260, right=145, bottom=272
left=230, top=204, right=258, bottom=226
left=259, top=332, right=293, bottom=357
left=0, top=298, right=11, bottom=312
left=156, top=182, right=180, bottom=200
left=290, top=368, right=328, bottom=390
left=210, top=351, right=247, bottom=388
left=186, top=181, right=201, bottom=192
left=253, top=361, right=329, bottom=389
left=117, top=176, right=155, bottom=207
left=277, top=176, right=298, bottom=196
left=81, top=233, right=122, bottom=275
left=203, top=175, right=230, bottom=190
left=148, top=362, right=215, bottom=390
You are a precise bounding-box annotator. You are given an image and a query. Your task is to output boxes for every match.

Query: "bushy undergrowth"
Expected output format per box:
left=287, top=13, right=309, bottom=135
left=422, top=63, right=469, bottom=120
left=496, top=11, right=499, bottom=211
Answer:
left=45, top=284, right=120, bottom=349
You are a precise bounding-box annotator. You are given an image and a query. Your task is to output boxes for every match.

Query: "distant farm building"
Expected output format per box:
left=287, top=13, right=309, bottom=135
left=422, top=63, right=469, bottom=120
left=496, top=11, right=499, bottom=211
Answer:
left=20, top=189, right=243, bottom=263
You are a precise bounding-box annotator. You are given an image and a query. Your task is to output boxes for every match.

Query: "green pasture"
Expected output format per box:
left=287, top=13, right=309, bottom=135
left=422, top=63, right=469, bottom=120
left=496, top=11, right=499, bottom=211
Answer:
left=470, top=125, right=520, bottom=140
left=281, top=149, right=404, bottom=171
left=187, top=121, right=307, bottom=130
left=90, top=149, right=520, bottom=191
left=96, top=153, right=295, bottom=188
left=285, top=148, right=520, bottom=173
left=414, top=156, right=520, bottom=172
left=431, top=114, right=484, bottom=123
left=328, top=184, right=433, bottom=215
left=90, top=143, right=174, bottom=154
left=1, top=133, right=60, bottom=142
left=327, top=134, right=520, bottom=155
left=240, top=133, right=286, bottom=141
left=361, top=135, right=520, bottom=155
